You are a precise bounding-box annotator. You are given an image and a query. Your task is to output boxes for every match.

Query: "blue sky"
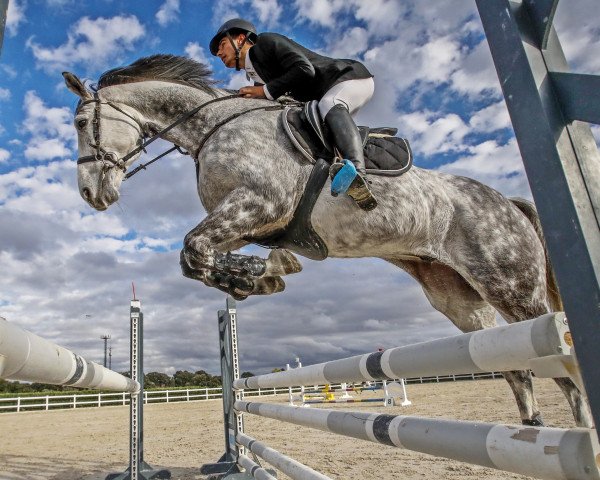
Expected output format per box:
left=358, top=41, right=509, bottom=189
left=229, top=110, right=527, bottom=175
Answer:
left=1, top=0, right=599, bottom=376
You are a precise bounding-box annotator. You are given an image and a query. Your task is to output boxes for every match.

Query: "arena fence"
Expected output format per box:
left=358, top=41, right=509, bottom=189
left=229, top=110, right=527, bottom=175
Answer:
left=0, top=374, right=502, bottom=413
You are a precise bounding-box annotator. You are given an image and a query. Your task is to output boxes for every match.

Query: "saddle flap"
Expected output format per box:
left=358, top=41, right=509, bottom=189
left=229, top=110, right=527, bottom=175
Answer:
left=303, top=100, right=330, bottom=149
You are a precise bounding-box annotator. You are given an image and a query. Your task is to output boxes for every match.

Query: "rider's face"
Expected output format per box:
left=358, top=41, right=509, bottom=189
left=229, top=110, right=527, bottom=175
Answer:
left=217, top=34, right=245, bottom=68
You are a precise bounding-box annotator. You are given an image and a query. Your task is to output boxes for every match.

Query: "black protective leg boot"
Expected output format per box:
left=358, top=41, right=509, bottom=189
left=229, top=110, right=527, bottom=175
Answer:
left=324, top=104, right=377, bottom=211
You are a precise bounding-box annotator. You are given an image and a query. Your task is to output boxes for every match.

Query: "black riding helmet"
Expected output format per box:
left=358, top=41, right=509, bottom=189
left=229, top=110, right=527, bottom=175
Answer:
left=209, top=18, right=258, bottom=71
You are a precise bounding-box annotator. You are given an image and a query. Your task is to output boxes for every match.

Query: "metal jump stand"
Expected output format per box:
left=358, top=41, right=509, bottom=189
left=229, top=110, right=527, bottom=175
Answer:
left=200, top=297, right=258, bottom=479
left=476, top=0, right=600, bottom=434
left=106, top=299, right=171, bottom=480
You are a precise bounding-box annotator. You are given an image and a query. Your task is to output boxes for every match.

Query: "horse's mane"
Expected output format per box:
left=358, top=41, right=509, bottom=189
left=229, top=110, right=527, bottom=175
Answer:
left=97, top=54, right=217, bottom=95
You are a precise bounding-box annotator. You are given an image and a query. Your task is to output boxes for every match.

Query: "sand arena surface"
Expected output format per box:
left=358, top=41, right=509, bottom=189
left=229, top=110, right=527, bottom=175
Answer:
left=0, top=378, right=576, bottom=480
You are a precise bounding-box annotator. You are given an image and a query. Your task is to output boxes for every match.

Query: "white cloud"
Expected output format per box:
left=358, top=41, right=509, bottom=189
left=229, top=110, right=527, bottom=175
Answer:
left=469, top=100, right=511, bottom=134
left=251, top=0, right=282, bottom=27
left=0, top=148, right=9, bottom=163
left=0, top=65, right=18, bottom=79
left=449, top=40, right=501, bottom=98
left=212, top=0, right=242, bottom=26
left=27, top=15, right=145, bottom=73
left=184, top=42, right=211, bottom=65
left=156, top=0, right=180, bottom=27
left=399, top=110, right=470, bottom=157
left=328, top=27, right=369, bottom=58
left=438, top=138, right=530, bottom=198
left=353, top=0, right=404, bottom=39
left=226, top=70, right=251, bottom=89
left=555, top=0, right=600, bottom=75
left=21, top=91, right=75, bottom=161
left=24, top=138, right=72, bottom=161
left=364, top=35, right=462, bottom=94
left=44, top=0, right=75, bottom=5
left=0, top=87, right=11, bottom=100
left=6, top=0, right=26, bottom=37
left=23, top=91, right=73, bottom=138
left=293, top=0, right=346, bottom=28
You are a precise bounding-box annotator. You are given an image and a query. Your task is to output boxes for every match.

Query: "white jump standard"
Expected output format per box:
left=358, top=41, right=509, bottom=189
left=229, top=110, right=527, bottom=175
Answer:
left=205, top=297, right=599, bottom=480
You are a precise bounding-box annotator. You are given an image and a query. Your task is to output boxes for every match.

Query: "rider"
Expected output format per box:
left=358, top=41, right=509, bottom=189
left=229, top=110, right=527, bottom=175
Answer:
left=209, top=18, right=377, bottom=211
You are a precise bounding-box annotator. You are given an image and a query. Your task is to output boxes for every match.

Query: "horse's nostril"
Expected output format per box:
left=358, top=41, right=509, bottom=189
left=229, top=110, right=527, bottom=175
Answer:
left=82, top=187, right=91, bottom=201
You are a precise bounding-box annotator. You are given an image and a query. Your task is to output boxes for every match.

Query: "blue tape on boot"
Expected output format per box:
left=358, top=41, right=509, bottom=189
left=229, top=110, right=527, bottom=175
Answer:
left=331, top=160, right=357, bottom=196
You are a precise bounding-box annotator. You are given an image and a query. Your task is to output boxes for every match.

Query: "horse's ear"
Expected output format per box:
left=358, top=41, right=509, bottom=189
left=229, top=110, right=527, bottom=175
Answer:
left=62, top=72, right=92, bottom=100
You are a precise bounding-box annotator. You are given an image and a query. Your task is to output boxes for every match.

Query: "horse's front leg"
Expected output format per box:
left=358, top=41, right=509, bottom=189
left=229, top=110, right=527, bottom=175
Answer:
left=180, top=253, right=289, bottom=300
left=180, top=189, right=298, bottom=299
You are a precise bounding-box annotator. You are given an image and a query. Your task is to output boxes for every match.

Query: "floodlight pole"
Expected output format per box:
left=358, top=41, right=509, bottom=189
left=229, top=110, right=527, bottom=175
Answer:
left=101, top=334, right=111, bottom=368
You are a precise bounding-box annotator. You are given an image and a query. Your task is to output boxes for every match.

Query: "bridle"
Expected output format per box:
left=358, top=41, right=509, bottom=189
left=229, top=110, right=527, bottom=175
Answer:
left=75, top=91, right=254, bottom=180
left=76, top=92, right=146, bottom=175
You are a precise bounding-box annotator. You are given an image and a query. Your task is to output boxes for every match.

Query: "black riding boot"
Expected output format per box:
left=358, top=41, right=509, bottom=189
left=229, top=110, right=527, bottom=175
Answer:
left=324, top=104, right=377, bottom=211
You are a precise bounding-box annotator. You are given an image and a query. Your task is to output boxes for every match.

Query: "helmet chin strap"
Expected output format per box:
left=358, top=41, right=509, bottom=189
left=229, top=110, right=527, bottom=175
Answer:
left=226, top=32, right=250, bottom=71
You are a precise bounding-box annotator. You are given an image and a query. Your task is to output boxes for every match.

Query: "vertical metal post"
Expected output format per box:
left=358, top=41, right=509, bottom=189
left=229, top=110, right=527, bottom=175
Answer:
left=0, top=0, right=8, bottom=56
left=131, top=302, right=141, bottom=479
left=476, top=0, right=600, bottom=432
left=106, top=299, right=170, bottom=480
left=200, top=296, right=252, bottom=478
left=101, top=335, right=111, bottom=368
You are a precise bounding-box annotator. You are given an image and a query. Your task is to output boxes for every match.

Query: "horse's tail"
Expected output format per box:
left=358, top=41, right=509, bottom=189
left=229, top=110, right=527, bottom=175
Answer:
left=509, top=197, right=563, bottom=312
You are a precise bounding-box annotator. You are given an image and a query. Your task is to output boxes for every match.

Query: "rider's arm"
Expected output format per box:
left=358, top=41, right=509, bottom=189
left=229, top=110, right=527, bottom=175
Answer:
left=253, top=33, right=315, bottom=99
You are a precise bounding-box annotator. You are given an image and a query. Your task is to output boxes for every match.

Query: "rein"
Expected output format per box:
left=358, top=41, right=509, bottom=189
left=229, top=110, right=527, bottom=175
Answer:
left=77, top=92, right=275, bottom=180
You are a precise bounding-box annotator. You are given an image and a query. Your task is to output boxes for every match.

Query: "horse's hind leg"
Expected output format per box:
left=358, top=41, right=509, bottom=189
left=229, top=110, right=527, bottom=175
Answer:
left=388, top=258, right=544, bottom=426
left=553, top=377, right=594, bottom=427
left=455, top=255, right=592, bottom=426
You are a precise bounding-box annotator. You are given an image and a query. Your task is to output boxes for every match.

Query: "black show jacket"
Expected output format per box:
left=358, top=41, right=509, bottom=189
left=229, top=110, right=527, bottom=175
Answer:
left=248, top=32, right=373, bottom=102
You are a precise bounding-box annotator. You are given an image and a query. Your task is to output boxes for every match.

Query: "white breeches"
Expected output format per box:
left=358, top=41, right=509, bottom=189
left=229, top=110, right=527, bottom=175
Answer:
left=318, top=77, right=375, bottom=118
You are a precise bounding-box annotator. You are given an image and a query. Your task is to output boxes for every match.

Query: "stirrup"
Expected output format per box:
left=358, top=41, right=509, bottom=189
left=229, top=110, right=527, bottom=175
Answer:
left=330, top=160, right=357, bottom=197
left=330, top=160, right=378, bottom=211
left=347, top=174, right=378, bottom=211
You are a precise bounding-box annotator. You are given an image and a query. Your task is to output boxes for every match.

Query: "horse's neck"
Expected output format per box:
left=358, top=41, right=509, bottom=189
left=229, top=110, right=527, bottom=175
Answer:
left=104, top=82, right=228, bottom=152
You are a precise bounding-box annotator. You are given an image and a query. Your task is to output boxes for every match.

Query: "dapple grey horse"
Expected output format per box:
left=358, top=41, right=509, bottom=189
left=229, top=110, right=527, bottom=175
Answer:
left=63, top=55, right=591, bottom=428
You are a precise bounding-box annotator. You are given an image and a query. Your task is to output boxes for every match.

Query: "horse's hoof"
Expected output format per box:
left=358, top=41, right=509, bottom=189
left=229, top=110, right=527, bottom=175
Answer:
left=522, top=415, right=544, bottom=427
left=230, top=291, right=249, bottom=301
left=231, top=276, right=254, bottom=296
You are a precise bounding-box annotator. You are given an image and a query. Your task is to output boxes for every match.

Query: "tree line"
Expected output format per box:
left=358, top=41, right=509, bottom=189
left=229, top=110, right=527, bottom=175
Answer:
left=0, top=369, right=256, bottom=393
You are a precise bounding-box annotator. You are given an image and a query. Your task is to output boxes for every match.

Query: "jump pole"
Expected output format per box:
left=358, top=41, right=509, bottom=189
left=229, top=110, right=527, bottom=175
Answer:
left=233, top=313, right=577, bottom=391
left=107, top=297, right=170, bottom=480
left=236, top=401, right=599, bottom=480
left=0, top=318, right=139, bottom=392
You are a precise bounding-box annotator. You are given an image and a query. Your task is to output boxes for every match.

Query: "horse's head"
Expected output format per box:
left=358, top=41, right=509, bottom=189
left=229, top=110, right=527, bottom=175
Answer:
left=63, top=72, right=145, bottom=210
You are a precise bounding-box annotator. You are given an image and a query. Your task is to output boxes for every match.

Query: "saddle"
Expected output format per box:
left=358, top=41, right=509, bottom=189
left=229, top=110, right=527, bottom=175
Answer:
left=248, top=101, right=413, bottom=262
left=282, top=101, right=413, bottom=176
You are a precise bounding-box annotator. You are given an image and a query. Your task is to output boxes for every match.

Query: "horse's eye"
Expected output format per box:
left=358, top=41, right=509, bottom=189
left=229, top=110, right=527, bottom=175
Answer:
left=77, top=119, right=88, bottom=129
